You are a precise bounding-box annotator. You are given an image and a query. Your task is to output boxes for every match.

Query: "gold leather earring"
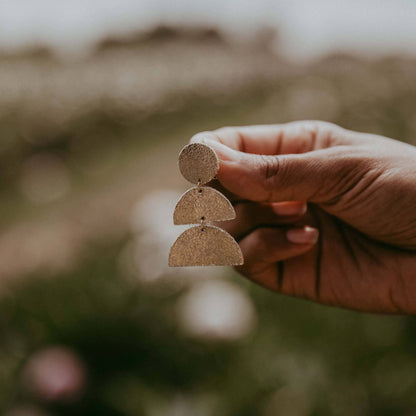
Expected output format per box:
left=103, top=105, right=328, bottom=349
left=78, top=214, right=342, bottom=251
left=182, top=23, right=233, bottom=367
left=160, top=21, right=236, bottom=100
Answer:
left=169, top=143, right=244, bottom=267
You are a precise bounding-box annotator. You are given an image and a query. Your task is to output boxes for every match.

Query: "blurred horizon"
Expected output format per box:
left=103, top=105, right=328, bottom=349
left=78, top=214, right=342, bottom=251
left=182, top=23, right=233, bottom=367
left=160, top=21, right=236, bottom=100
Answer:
left=1, top=0, right=416, bottom=60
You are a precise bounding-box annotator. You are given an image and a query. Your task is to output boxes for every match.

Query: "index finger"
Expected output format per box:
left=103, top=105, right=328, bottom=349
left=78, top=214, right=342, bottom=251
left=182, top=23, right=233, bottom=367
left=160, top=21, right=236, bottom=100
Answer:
left=191, top=120, right=348, bottom=156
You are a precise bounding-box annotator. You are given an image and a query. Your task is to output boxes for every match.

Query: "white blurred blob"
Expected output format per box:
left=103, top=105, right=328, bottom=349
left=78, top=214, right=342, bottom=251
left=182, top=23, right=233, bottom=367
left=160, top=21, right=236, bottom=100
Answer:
left=129, top=189, right=185, bottom=259
left=21, top=346, right=87, bottom=402
left=119, top=190, right=222, bottom=289
left=176, top=280, right=256, bottom=341
left=263, top=387, right=310, bottom=416
left=5, top=405, right=51, bottom=416
left=20, top=153, right=70, bottom=204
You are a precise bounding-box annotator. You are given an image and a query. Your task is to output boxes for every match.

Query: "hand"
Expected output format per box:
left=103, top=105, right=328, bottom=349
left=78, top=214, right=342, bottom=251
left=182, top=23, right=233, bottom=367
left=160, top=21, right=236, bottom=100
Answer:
left=191, top=121, right=416, bottom=313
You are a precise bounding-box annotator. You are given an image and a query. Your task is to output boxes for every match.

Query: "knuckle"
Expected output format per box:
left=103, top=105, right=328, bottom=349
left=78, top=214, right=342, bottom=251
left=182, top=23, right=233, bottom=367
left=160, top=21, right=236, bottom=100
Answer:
left=214, top=126, right=238, bottom=141
left=321, top=150, right=379, bottom=206
left=215, top=126, right=235, bottom=134
left=251, top=228, right=280, bottom=255
left=304, top=120, right=342, bottom=148
left=250, top=227, right=270, bottom=244
left=303, top=120, right=339, bottom=133
left=241, top=232, right=269, bottom=271
left=243, top=228, right=270, bottom=255
left=258, top=155, right=281, bottom=201
left=214, top=126, right=243, bottom=147
left=190, top=131, right=217, bottom=144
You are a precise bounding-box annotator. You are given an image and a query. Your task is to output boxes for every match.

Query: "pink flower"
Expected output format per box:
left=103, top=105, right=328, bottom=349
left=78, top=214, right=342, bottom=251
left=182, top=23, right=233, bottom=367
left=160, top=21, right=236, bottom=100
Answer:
left=22, top=346, right=87, bottom=402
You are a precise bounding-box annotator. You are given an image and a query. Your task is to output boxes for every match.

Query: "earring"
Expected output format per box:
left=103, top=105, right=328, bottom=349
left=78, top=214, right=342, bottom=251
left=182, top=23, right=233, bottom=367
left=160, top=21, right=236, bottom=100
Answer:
left=169, top=143, right=244, bottom=267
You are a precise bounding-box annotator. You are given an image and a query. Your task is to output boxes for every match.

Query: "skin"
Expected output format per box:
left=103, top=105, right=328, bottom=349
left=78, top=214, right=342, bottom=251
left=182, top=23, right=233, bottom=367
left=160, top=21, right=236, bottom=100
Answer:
left=190, top=121, right=416, bottom=314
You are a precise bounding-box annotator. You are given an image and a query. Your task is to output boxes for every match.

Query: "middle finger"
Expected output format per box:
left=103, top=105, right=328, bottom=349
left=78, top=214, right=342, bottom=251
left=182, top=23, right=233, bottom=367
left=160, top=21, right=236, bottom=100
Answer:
left=218, top=201, right=307, bottom=241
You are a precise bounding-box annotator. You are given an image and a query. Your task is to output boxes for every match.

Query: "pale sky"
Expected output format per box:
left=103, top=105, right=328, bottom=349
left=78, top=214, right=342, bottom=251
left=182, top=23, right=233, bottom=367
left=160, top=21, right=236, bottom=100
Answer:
left=0, top=0, right=415, bottom=59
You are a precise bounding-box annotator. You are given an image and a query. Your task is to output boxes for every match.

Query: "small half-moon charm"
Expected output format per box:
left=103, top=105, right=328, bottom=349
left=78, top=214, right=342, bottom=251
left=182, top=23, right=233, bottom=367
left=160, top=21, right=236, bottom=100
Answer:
left=173, top=187, right=235, bottom=225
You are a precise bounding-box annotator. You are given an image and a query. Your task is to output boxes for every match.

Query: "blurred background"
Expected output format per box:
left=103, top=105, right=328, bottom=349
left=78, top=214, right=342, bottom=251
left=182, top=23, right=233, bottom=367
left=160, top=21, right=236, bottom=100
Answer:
left=1, top=1, right=416, bottom=415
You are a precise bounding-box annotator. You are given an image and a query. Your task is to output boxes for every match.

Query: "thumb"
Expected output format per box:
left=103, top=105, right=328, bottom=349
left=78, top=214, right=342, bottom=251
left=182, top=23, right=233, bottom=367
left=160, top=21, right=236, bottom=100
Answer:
left=202, top=139, right=365, bottom=203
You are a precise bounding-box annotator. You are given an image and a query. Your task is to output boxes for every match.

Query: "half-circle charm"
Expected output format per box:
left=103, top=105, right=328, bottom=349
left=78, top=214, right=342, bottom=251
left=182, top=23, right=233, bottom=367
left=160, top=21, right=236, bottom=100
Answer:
left=169, top=225, right=243, bottom=266
left=173, top=187, right=236, bottom=225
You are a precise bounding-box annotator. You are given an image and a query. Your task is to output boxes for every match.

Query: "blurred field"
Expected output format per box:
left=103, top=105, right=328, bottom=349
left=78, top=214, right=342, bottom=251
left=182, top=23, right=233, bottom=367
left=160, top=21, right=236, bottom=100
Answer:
left=1, top=27, right=416, bottom=416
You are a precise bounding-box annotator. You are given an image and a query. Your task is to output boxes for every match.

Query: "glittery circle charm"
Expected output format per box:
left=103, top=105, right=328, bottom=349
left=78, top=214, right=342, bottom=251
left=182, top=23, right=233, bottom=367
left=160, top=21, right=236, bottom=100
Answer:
left=178, top=143, right=219, bottom=185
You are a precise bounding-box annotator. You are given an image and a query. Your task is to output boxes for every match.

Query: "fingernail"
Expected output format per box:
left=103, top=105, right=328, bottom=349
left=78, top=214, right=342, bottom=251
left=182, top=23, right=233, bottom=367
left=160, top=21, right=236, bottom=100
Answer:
left=272, top=202, right=307, bottom=216
left=202, top=139, right=239, bottom=162
left=286, top=226, right=319, bottom=244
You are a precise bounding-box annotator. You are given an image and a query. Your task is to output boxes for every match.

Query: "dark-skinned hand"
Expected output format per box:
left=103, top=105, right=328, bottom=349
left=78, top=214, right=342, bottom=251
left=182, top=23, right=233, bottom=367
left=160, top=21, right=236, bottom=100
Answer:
left=191, top=121, right=416, bottom=313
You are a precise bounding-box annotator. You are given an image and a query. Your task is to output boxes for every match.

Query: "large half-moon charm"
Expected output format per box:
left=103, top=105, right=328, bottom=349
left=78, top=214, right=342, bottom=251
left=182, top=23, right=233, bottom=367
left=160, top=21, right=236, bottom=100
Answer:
left=169, top=225, right=243, bottom=267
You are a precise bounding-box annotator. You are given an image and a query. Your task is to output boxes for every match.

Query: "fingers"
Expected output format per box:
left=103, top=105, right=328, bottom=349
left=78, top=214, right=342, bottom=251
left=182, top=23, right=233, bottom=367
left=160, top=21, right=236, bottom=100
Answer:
left=191, top=120, right=348, bottom=155
left=220, top=201, right=307, bottom=240
left=236, top=226, right=318, bottom=292
left=190, top=121, right=375, bottom=205
left=193, top=140, right=372, bottom=204
left=208, top=180, right=307, bottom=209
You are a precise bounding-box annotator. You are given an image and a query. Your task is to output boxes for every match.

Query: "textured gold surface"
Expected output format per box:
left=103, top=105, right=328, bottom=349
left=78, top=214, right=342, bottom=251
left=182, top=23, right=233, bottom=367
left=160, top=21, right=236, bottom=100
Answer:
left=169, top=225, right=244, bottom=266
left=178, top=143, right=219, bottom=184
left=173, top=186, right=235, bottom=225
